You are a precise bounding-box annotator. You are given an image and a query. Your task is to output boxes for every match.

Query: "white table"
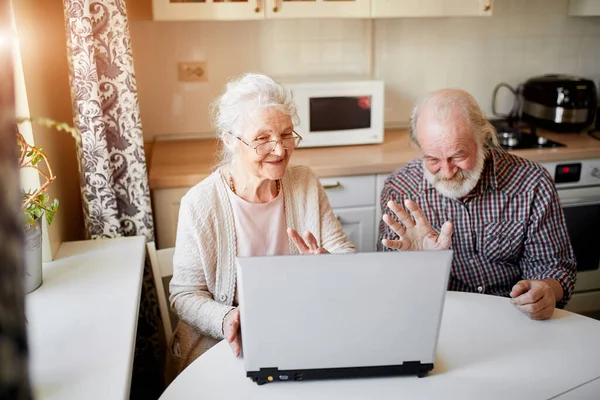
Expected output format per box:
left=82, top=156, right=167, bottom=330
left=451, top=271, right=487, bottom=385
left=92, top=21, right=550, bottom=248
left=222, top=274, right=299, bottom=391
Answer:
left=160, top=291, right=600, bottom=400
left=554, top=376, right=600, bottom=399
left=26, top=236, right=146, bottom=400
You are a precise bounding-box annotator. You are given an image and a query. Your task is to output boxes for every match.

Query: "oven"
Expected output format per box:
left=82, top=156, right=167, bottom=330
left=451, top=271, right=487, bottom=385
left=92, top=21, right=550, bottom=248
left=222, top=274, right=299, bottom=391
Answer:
left=541, top=159, right=600, bottom=318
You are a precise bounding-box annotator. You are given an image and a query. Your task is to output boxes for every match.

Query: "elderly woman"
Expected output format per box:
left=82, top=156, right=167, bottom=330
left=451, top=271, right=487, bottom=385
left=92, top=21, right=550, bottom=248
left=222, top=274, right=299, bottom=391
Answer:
left=169, top=73, right=452, bottom=374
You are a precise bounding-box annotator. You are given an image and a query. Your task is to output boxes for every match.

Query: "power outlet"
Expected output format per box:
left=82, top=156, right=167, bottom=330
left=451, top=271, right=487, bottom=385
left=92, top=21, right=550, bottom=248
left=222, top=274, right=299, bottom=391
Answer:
left=178, top=61, right=207, bottom=82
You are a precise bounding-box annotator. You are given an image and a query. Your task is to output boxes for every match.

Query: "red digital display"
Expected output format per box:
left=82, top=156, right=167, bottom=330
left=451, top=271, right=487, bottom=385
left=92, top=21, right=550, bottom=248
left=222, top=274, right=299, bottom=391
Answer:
left=555, top=163, right=581, bottom=184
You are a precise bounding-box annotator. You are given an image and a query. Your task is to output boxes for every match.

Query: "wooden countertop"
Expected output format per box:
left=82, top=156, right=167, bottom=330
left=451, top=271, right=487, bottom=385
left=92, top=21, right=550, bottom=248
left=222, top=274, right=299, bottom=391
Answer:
left=149, top=129, right=600, bottom=190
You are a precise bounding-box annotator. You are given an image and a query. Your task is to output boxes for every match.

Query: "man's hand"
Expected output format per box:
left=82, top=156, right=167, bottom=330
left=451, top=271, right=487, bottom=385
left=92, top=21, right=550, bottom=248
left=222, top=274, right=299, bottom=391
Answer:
left=287, top=228, right=329, bottom=255
left=223, top=308, right=242, bottom=357
left=510, top=279, right=562, bottom=320
left=381, top=199, right=453, bottom=251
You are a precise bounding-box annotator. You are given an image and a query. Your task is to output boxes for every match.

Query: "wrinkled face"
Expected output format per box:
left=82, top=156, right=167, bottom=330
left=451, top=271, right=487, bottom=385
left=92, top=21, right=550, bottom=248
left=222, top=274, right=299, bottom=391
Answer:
left=234, top=107, right=295, bottom=181
left=417, top=111, right=486, bottom=199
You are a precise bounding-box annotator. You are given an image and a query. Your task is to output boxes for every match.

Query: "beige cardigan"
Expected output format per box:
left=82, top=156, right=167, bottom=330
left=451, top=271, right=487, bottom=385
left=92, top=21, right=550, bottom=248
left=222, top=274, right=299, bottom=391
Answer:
left=169, top=165, right=356, bottom=367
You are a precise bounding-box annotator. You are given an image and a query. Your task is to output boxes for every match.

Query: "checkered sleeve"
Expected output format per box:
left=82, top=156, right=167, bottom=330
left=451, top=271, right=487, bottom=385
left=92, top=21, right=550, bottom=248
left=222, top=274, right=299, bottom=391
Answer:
left=519, top=172, right=577, bottom=308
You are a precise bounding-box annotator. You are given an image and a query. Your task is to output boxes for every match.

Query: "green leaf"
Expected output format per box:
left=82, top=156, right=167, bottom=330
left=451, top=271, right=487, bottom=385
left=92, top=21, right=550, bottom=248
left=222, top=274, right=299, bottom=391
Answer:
left=38, top=192, right=49, bottom=204
left=46, top=210, right=54, bottom=225
left=46, top=199, right=59, bottom=225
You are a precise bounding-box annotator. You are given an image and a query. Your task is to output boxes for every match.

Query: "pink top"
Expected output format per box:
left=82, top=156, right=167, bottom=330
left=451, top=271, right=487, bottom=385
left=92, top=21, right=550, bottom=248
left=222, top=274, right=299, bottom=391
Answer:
left=227, top=186, right=290, bottom=304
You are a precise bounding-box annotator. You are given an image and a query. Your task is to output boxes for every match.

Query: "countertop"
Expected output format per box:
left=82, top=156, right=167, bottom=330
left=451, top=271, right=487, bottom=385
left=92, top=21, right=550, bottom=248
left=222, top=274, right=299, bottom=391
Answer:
left=148, top=129, right=600, bottom=190
left=26, top=236, right=146, bottom=400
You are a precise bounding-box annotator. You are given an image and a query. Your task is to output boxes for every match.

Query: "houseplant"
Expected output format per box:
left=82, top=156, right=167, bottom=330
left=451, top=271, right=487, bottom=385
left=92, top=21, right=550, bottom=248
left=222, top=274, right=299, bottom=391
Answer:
left=17, top=117, right=79, bottom=293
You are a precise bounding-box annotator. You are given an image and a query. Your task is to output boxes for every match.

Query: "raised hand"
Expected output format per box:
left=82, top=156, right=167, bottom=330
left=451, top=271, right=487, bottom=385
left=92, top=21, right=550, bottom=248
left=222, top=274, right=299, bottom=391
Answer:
left=381, top=199, right=453, bottom=251
left=287, top=228, right=329, bottom=255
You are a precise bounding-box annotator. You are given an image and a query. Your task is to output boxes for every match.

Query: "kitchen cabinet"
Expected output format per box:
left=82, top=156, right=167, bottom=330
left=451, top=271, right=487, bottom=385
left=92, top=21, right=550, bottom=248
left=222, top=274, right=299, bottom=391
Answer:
left=320, top=175, right=376, bottom=252
left=265, top=0, right=371, bottom=19
left=152, top=173, right=382, bottom=252
left=152, top=187, right=189, bottom=249
left=152, top=0, right=369, bottom=21
left=374, top=172, right=389, bottom=249
left=334, top=206, right=376, bottom=253
left=568, top=0, right=600, bottom=16
left=372, top=0, right=492, bottom=18
left=152, top=0, right=264, bottom=21
left=152, top=0, right=495, bottom=21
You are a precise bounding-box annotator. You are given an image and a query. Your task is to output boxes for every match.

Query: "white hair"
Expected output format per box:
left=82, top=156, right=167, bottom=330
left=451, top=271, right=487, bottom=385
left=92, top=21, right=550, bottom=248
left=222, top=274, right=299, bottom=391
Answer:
left=409, top=89, right=499, bottom=151
left=210, top=73, right=299, bottom=166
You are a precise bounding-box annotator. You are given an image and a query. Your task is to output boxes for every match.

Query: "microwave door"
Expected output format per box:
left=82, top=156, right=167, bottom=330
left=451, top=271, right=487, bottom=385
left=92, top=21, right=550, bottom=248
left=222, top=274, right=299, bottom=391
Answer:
left=309, top=96, right=372, bottom=132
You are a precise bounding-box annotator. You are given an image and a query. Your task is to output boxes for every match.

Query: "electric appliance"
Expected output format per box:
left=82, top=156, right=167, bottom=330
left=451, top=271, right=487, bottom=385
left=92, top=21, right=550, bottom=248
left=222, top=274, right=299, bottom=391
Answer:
left=540, top=158, right=600, bottom=319
left=282, top=77, right=384, bottom=148
left=237, top=251, right=452, bottom=385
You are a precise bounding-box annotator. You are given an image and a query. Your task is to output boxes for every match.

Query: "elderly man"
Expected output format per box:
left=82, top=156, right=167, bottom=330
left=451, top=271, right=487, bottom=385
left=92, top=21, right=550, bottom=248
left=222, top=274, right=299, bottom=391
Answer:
left=378, top=89, right=577, bottom=320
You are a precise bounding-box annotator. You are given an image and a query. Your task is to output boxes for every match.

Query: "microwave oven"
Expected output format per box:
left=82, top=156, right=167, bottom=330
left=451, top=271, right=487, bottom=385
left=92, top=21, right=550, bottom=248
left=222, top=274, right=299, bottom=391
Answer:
left=283, top=78, right=385, bottom=148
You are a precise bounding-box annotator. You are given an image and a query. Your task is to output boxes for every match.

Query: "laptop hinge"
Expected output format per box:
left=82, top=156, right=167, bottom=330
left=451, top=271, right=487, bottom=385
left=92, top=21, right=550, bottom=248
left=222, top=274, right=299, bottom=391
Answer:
left=247, top=361, right=434, bottom=385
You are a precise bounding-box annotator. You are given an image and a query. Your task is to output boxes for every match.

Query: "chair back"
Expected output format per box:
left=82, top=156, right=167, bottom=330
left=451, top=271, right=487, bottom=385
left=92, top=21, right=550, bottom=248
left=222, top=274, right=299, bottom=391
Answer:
left=147, top=242, right=177, bottom=344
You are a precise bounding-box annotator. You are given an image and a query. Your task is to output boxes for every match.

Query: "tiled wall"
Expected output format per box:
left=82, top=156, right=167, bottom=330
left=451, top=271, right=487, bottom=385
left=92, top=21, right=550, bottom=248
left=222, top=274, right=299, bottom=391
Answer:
left=130, top=0, right=600, bottom=141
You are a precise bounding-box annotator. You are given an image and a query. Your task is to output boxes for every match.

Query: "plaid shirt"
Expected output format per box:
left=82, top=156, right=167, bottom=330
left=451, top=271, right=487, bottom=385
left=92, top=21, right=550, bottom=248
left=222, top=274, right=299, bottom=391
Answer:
left=377, top=148, right=577, bottom=307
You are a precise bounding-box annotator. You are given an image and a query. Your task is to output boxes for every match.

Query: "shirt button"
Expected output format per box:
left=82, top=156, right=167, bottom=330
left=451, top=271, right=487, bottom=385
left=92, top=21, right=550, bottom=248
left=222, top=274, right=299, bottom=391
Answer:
left=477, top=286, right=484, bottom=293
left=219, top=293, right=227, bottom=302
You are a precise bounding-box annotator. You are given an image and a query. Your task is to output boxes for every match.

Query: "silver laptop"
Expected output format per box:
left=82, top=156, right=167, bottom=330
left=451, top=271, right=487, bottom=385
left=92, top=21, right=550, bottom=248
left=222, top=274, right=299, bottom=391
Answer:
left=236, top=250, right=453, bottom=385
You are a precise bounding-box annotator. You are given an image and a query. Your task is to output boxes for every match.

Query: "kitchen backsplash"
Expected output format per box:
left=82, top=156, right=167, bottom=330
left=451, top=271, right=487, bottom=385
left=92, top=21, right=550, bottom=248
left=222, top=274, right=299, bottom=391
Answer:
left=130, top=0, right=600, bottom=141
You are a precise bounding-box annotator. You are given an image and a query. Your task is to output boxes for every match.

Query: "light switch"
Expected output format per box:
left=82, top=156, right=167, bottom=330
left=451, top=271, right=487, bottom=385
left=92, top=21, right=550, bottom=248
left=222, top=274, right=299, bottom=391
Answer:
left=177, top=61, right=207, bottom=82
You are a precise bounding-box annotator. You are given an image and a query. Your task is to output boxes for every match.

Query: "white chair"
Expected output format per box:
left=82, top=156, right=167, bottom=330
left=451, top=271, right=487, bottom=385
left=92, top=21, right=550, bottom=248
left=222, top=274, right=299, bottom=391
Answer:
left=147, top=242, right=177, bottom=345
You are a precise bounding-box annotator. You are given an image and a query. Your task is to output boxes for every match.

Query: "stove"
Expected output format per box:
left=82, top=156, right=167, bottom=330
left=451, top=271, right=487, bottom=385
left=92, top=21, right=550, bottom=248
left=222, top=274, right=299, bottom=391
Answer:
left=490, top=119, right=566, bottom=150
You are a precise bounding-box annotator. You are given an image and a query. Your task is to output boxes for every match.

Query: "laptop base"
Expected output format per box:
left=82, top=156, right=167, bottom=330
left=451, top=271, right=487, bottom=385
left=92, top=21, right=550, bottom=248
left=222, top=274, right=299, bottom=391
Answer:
left=247, top=361, right=434, bottom=385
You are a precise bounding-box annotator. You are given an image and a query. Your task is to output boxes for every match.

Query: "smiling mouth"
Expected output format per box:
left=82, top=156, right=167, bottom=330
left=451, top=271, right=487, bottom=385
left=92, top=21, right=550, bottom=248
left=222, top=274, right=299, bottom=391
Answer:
left=265, top=159, right=284, bottom=164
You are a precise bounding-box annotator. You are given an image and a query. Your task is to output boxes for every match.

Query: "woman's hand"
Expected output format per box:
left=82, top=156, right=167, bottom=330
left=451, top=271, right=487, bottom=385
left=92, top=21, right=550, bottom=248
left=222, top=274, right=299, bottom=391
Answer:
left=223, top=308, right=242, bottom=357
left=381, top=199, right=453, bottom=251
left=287, top=228, right=329, bottom=255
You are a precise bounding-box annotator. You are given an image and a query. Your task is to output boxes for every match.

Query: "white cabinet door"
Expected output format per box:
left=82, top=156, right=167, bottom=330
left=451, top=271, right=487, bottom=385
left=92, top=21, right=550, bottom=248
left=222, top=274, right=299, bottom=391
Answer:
left=152, top=188, right=189, bottom=249
left=265, top=0, right=371, bottom=19
left=374, top=173, right=390, bottom=249
left=372, top=0, right=492, bottom=18
left=152, top=0, right=264, bottom=21
left=334, top=206, right=376, bottom=253
left=569, top=0, right=600, bottom=16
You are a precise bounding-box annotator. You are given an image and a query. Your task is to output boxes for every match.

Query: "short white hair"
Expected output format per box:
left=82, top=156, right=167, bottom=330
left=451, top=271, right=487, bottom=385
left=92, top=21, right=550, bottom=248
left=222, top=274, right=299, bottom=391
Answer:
left=409, top=89, right=499, bottom=150
left=210, top=73, right=299, bottom=166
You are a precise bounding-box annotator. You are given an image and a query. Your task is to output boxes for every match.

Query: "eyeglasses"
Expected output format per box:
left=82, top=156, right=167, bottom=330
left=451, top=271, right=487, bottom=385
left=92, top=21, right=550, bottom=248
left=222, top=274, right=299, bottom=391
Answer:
left=229, top=131, right=303, bottom=155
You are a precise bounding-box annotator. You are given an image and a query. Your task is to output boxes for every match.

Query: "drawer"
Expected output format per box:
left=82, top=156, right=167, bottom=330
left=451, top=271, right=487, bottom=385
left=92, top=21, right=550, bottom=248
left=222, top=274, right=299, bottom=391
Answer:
left=319, top=175, right=376, bottom=208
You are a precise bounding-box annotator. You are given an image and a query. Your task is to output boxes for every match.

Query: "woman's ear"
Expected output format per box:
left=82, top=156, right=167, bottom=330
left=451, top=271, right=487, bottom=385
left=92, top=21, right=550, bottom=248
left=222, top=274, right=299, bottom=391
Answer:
left=222, top=134, right=236, bottom=152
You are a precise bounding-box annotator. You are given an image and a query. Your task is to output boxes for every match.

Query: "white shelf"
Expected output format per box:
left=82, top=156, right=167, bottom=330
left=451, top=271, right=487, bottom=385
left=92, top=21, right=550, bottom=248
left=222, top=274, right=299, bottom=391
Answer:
left=26, top=236, right=147, bottom=400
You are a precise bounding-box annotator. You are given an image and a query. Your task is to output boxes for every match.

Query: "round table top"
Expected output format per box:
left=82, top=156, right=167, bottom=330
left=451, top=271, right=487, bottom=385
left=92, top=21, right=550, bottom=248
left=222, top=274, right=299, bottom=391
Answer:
left=160, top=292, right=600, bottom=400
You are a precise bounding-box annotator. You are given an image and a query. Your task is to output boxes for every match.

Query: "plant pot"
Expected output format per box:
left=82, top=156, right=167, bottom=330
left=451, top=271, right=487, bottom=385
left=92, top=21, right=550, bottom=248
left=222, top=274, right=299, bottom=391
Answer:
left=24, top=219, right=43, bottom=293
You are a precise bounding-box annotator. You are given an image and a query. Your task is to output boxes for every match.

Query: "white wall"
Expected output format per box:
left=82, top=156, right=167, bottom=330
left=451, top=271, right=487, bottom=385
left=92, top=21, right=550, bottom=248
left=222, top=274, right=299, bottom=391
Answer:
left=130, top=0, right=600, bottom=141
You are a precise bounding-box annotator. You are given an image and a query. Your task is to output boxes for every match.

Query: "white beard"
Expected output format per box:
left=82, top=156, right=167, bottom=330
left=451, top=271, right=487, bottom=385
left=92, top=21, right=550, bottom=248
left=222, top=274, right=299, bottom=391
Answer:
left=423, top=147, right=486, bottom=199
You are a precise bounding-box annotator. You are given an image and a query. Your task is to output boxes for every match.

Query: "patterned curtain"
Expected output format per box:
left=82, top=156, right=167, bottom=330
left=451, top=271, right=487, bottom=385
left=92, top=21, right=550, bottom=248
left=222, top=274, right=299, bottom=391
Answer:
left=0, top=5, right=31, bottom=397
left=62, top=1, right=164, bottom=398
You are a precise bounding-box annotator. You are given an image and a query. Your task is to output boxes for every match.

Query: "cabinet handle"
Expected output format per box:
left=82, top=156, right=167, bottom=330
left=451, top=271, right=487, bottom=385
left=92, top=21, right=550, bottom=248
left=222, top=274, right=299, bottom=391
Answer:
left=273, top=0, right=279, bottom=12
left=483, top=0, right=492, bottom=12
left=254, top=0, right=260, bottom=13
left=322, top=181, right=341, bottom=190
